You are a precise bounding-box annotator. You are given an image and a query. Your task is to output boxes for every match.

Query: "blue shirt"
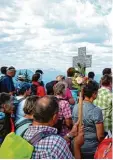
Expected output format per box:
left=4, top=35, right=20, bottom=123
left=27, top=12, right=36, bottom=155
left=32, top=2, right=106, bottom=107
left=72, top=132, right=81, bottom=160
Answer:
left=15, top=96, right=26, bottom=121
left=0, top=75, right=15, bottom=93
left=15, top=117, right=32, bottom=136
left=72, top=101, right=103, bottom=155
left=15, top=80, right=24, bottom=89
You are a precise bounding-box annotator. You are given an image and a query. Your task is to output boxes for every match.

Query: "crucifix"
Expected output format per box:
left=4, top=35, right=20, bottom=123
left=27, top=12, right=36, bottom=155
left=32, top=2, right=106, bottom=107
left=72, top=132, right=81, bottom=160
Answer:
left=72, top=47, right=92, bottom=130
left=73, top=47, right=92, bottom=75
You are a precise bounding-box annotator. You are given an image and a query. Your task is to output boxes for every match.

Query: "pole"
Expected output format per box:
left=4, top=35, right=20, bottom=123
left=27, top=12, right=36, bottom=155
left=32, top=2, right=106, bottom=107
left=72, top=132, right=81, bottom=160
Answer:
left=78, top=88, right=83, bottom=129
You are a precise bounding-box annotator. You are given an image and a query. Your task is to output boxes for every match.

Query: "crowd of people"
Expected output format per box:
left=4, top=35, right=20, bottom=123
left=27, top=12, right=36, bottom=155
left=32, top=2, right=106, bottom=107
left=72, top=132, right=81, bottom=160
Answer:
left=0, top=66, right=112, bottom=159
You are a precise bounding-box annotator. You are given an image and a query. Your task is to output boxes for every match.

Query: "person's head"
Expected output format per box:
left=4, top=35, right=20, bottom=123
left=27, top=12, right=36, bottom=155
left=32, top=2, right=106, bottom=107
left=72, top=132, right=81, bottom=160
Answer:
left=53, top=82, right=66, bottom=96
left=101, top=74, right=112, bottom=88
left=33, top=95, right=59, bottom=126
left=35, top=69, right=43, bottom=75
left=0, top=93, right=13, bottom=114
left=46, top=80, right=58, bottom=95
left=88, top=72, right=95, bottom=80
left=6, top=66, right=16, bottom=77
left=83, top=80, right=99, bottom=101
left=102, top=68, right=112, bottom=76
left=32, top=73, right=40, bottom=82
left=56, top=75, right=65, bottom=82
left=18, top=82, right=31, bottom=96
left=0, top=66, right=8, bottom=75
left=23, top=95, right=39, bottom=117
left=18, top=75, right=25, bottom=82
left=35, top=69, right=43, bottom=82
left=67, top=67, right=76, bottom=77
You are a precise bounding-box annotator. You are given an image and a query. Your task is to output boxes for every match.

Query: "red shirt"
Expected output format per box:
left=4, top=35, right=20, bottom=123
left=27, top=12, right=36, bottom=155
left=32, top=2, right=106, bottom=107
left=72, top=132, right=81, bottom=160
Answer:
left=32, top=81, right=46, bottom=97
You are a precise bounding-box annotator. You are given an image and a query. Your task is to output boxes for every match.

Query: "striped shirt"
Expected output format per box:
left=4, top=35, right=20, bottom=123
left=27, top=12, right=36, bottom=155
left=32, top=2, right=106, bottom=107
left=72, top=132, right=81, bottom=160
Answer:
left=94, top=87, right=112, bottom=132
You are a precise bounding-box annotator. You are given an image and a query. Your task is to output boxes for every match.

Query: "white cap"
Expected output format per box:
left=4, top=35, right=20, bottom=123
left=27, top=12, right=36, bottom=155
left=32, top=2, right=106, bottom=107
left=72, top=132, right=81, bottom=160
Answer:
left=18, top=75, right=25, bottom=80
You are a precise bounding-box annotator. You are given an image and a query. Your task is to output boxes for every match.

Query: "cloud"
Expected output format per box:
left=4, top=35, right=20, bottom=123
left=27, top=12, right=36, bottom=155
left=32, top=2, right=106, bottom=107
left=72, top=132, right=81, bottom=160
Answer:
left=0, top=0, right=112, bottom=74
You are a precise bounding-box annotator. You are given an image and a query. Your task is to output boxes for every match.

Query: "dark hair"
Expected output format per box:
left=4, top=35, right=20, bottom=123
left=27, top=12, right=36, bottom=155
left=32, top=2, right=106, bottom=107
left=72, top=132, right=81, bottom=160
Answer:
left=46, top=81, right=58, bottom=95
left=18, top=83, right=31, bottom=95
left=67, top=67, right=75, bottom=77
left=102, top=68, right=111, bottom=76
left=101, top=75, right=112, bottom=86
left=23, top=95, right=39, bottom=115
left=32, top=73, right=40, bottom=82
left=83, top=81, right=99, bottom=98
left=35, top=69, right=43, bottom=75
left=33, top=95, right=59, bottom=123
left=88, top=72, right=95, bottom=79
left=0, top=93, right=10, bottom=108
left=7, top=66, right=16, bottom=71
left=0, top=66, right=7, bottom=75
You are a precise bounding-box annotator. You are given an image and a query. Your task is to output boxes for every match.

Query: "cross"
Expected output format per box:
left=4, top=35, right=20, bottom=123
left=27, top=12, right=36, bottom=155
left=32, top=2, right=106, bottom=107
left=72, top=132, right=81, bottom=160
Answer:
left=73, top=47, right=92, bottom=68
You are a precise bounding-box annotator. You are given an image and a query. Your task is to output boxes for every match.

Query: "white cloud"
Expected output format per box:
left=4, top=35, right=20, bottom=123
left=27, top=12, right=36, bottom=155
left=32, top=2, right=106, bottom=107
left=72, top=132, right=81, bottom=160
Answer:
left=0, top=0, right=112, bottom=74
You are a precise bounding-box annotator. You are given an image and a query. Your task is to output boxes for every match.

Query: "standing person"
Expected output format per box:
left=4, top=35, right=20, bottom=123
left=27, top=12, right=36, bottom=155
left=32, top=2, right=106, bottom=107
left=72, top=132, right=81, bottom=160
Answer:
left=99, top=68, right=112, bottom=87
left=35, top=69, right=44, bottom=87
left=15, top=75, right=25, bottom=92
left=15, top=82, right=31, bottom=121
left=56, top=75, right=75, bottom=105
left=88, top=72, right=95, bottom=81
left=23, top=95, right=84, bottom=159
left=72, top=81, right=104, bottom=159
left=0, top=66, right=8, bottom=80
left=0, top=93, right=14, bottom=144
left=53, top=82, right=73, bottom=137
left=94, top=75, right=112, bottom=134
left=16, top=95, right=83, bottom=148
left=46, top=80, right=58, bottom=95
left=15, top=95, right=39, bottom=136
left=65, top=67, right=76, bottom=90
left=65, top=68, right=79, bottom=105
left=31, top=74, right=46, bottom=97
left=102, top=68, right=112, bottom=76
left=0, top=66, right=16, bottom=95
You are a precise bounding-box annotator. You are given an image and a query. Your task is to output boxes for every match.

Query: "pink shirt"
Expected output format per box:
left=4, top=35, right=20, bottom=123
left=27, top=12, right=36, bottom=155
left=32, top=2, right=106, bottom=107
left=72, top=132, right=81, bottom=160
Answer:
left=56, top=95, right=72, bottom=136
left=63, top=88, right=72, bottom=100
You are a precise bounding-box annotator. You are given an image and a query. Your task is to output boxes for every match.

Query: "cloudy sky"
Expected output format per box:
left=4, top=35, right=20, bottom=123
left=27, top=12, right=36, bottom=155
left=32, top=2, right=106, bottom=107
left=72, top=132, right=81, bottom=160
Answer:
left=0, top=0, right=112, bottom=73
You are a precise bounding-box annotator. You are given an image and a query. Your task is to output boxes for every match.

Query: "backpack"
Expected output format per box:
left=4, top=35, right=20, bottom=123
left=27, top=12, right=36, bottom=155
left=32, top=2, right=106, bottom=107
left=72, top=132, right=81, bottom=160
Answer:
left=15, top=118, right=32, bottom=136
left=0, top=131, right=53, bottom=159
left=31, top=84, right=38, bottom=95
left=12, top=97, right=25, bottom=121
left=94, top=136, right=112, bottom=159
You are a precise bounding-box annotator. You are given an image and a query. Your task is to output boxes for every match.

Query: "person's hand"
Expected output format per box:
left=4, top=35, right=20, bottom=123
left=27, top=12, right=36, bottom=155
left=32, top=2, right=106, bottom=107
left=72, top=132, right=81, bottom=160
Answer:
left=74, top=125, right=84, bottom=148
left=69, top=122, right=79, bottom=137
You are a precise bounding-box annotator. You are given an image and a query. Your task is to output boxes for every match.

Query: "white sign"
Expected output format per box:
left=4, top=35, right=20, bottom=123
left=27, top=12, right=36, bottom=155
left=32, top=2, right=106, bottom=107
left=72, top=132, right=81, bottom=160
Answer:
left=73, top=47, right=92, bottom=68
